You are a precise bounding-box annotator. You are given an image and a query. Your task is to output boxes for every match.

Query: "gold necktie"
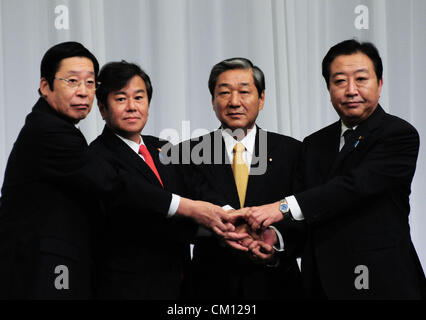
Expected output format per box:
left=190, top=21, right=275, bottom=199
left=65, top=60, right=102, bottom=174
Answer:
left=232, top=142, right=249, bottom=208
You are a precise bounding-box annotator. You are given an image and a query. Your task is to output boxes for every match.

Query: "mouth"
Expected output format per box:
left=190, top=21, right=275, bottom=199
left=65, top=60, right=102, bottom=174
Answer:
left=123, top=117, right=141, bottom=121
left=227, top=113, right=245, bottom=118
left=343, top=101, right=363, bottom=108
left=71, top=104, right=89, bottom=110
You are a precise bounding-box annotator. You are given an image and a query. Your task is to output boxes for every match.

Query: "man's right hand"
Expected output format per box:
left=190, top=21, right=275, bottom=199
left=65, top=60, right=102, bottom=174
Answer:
left=177, top=198, right=238, bottom=236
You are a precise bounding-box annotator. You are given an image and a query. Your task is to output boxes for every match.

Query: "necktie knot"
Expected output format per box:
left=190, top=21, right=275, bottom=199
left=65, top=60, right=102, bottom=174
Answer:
left=343, top=129, right=355, bottom=145
left=233, top=142, right=245, bottom=154
left=233, top=143, right=246, bottom=166
left=138, top=144, right=149, bottom=157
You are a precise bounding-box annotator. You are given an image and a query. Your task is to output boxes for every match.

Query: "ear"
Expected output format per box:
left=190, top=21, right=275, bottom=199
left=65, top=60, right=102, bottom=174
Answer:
left=39, top=78, right=51, bottom=97
left=258, top=91, right=265, bottom=111
left=378, top=78, right=384, bottom=94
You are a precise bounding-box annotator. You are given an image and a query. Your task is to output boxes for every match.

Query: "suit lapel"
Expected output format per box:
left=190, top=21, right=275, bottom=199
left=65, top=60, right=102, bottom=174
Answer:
left=244, top=128, right=271, bottom=206
left=206, top=130, right=241, bottom=209
left=100, top=126, right=163, bottom=187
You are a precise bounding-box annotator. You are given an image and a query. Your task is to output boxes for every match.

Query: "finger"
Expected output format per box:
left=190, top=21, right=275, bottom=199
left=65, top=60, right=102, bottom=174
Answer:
left=251, top=246, right=272, bottom=260
left=250, top=212, right=266, bottom=230
left=251, top=220, right=261, bottom=231
left=212, top=226, right=225, bottom=237
left=223, top=222, right=235, bottom=232
left=225, top=240, right=249, bottom=252
left=226, top=211, right=246, bottom=224
left=246, top=215, right=255, bottom=229
left=223, top=232, right=249, bottom=241
left=214, top=217, right=234, bottom=232
left=263, top=217, right=273, bottom=229
left=241, top=237, right=255, bottom=248
left=257, top=241, right=274, bottom=254
left=218, top=212, right=238, bottom=230
left=237, top=207, right=250, bottom=216
left=248, top=240, right=259, bottom=251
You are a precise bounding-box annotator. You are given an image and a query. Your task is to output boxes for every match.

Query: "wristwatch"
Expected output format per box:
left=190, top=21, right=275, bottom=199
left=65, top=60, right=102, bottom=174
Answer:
left=279, top=199, right=294, bottom=221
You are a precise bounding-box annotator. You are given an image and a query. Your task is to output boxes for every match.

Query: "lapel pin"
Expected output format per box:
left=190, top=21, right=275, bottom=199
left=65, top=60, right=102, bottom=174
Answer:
left=354, top=136, right=363, bottom=148
left=157, top=148, right=163, bottom=161
left=269, top=158, right=273, bottom=162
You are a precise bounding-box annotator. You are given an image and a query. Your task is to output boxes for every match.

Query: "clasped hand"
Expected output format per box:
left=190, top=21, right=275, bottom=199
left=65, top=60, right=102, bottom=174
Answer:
left=219, top=207, right=281, bottom=263
left=194, top=200, right=283, bottom=263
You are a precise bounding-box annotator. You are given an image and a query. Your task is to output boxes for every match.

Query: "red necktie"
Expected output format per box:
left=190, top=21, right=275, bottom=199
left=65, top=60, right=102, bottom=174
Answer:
left=138, top=144, right=164, bottom=188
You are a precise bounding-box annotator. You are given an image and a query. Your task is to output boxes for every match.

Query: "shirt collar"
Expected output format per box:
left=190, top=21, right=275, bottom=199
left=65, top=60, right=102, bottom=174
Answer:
left=115, top=133, right=145, bottom=154
left=340, top=121, right=358, bottom=137
left=221, top=125, right=257, bottom=156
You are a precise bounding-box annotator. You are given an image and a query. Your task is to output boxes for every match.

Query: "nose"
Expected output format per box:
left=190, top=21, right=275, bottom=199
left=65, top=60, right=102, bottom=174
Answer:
left=229, top=91, right=242, bottom=107
left=75, top=82, right=89, bottom=97
left=126, top=98, right=137, bottom=111
left=346, top=78, right=358, bottom=97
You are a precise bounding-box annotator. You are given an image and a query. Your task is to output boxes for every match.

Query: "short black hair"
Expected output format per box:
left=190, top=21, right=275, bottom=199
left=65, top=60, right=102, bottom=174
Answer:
left=40, top=41, right=99, bottom=93
left=322, top=39, right=383, bottom=89
left=96, top=61, right=153, bottom=108
left=208, top=57, right=265, bottom=98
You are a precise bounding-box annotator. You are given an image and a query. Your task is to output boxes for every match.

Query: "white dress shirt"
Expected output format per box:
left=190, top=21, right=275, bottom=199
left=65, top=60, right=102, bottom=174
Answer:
left=115, top=134, right=180, bottom=218
left=221, top=126, right=285, bottom=252
left=221, top=126, right=257, bottom=173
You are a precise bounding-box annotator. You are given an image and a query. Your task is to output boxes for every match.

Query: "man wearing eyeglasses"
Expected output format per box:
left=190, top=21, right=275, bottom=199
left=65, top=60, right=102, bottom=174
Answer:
left=0, top=42, right=235, bottom=299
left=0, top=42, right=104, bottom=299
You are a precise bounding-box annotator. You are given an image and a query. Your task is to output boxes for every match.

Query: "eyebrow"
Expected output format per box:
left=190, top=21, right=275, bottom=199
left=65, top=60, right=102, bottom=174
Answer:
left=331, top=68, right=370, bottom=78
left=113, top=89, right=146, bottom=95
left=217, top=82, right=250, bottom=88
left=64, top=70, right=95, bottom=76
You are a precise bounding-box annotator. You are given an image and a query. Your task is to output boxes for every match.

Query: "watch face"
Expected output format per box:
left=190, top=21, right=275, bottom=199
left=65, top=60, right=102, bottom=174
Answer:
left=280, top=203, right=289, bottom=213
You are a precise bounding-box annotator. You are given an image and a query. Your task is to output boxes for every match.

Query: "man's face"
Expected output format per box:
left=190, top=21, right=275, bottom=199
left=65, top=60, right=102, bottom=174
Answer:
left=40, top=57, right=95, bottom=122
left=328, top=52, right=383, bottom=127
left=212, top=69, right=264, bottom=134
left=99, top=75, right=149, bottom=143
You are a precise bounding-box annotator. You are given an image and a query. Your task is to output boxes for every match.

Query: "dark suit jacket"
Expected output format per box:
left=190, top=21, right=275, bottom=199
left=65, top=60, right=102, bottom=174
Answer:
left=295, top=105, right=425, bottom=299
left=178, top=127, right=305, bottom=299
left=89, top=125, right=196, bottom=300
left=0, top=98, right=174, bottom=299
left=0, top=98, right=116, bottom=299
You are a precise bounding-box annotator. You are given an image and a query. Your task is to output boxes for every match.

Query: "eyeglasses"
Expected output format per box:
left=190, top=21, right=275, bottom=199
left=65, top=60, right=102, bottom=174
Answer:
left=55, top=77, right=99, bottom=90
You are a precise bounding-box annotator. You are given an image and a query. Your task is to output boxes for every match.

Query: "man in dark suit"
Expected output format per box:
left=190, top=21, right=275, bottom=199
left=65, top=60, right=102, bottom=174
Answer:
left=0, top=42, right=106, bottom=299
left=179, top=58, right=305, bottom=299
left=246, top=39, right=425, bottom=299
left=89, top=61, right=244, bottom=299
left=0, top=43, right=235, bottom=300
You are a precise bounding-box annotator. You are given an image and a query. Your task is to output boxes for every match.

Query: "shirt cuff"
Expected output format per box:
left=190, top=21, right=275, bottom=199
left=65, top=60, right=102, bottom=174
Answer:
left=269, top=225, right=284, bottom=252
left=167, top=194, right=180, bottom=217
left=222, top=205, right=235, bottom=212
left=286, top=195, right=304, bottom=221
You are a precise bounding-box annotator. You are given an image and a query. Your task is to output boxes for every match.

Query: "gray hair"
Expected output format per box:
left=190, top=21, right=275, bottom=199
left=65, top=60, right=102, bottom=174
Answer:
left=208, top=57, right=265, bottom=97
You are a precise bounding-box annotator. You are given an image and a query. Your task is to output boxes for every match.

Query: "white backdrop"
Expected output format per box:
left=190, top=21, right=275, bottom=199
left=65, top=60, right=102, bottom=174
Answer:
left=0, top=0, right=425, bottom=269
